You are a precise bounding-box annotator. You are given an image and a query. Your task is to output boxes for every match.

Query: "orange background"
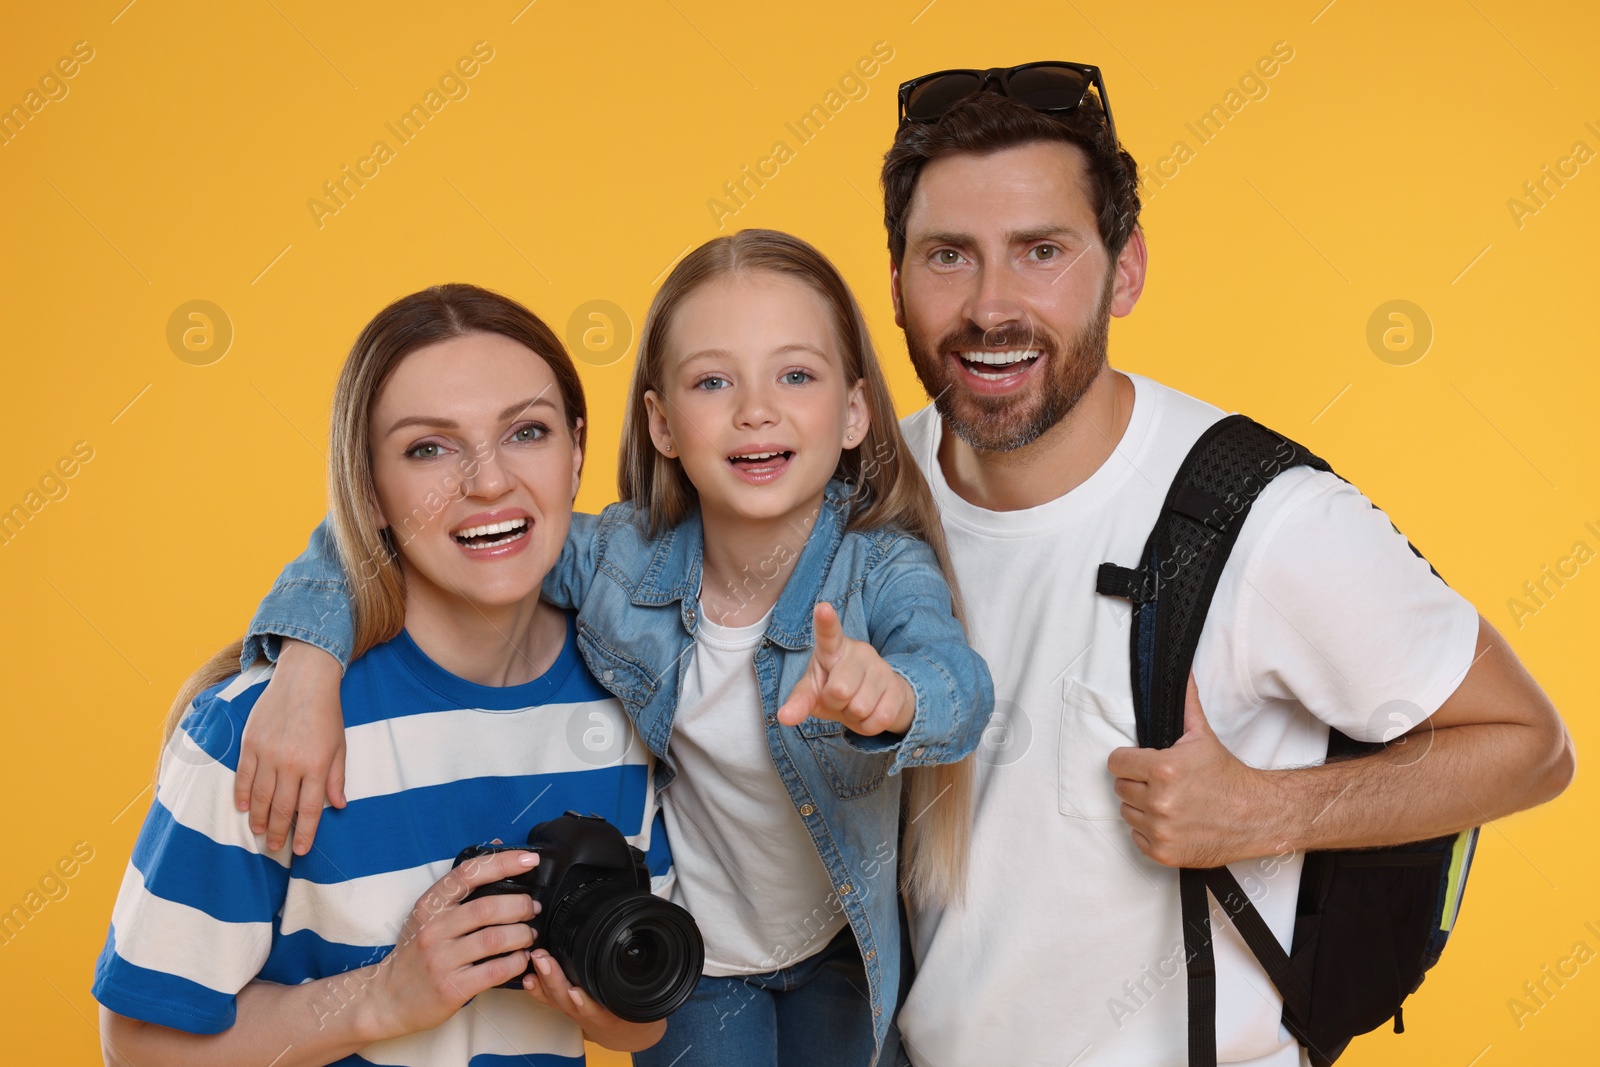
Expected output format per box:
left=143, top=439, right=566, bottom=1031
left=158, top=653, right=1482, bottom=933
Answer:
left=2, top=1, right=1596, bottom=1063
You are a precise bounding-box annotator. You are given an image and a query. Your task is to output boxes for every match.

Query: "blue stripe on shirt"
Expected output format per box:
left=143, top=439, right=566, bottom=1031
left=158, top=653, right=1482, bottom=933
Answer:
left=258, top=922, right=394, bottom=986
left=133, top=799, right=288, bottom=923
left=290, top=765, right=649, bottom=884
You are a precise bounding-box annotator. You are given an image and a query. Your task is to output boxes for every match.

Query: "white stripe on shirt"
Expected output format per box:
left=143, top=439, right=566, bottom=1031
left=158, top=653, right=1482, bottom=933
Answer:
left=110, top=864, right=273, bottom=993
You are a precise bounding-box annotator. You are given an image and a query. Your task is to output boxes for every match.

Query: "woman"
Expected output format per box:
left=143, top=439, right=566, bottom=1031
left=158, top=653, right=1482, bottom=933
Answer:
left=93, top=284, right=667, bottom=1065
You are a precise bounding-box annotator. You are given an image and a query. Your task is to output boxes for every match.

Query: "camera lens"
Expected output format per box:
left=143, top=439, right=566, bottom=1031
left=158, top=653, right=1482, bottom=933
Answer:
left=553, top=884, right=703, bottom=1022
left=617, top=928, right=663, bottom=983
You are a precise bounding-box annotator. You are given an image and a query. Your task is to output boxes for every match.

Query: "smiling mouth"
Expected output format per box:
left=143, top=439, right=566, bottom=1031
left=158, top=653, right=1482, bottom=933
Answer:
left=452, top=517, right=530, bottom=550
left=728, top=450, right=793, bottom=471
left=956, top=348, right=1042, bottom=380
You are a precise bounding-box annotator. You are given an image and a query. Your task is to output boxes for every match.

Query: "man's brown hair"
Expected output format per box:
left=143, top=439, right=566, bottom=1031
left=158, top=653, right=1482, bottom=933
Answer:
left=880, top=88, right=1142, bottom=262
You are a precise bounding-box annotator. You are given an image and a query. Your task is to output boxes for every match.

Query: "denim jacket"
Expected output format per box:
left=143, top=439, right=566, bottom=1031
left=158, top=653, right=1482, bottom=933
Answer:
left=243, top=480, right=993, bottom=1058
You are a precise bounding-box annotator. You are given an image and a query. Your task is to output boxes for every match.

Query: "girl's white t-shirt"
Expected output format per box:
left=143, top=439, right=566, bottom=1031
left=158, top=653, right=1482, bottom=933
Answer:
left=661, top=603, right=848, bottom=976
left=895, top=373, right=1480, bottom=1067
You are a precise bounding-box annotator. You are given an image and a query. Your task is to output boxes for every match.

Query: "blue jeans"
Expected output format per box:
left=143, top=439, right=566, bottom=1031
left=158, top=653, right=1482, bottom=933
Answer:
left=634, top=926, right=880, bottom=1067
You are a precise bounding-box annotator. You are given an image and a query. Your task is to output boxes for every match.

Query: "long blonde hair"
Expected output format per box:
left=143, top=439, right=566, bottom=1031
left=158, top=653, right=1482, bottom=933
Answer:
left=619, top=229, right=974, bottom=907
left=160, top=284, right=587, bottom=749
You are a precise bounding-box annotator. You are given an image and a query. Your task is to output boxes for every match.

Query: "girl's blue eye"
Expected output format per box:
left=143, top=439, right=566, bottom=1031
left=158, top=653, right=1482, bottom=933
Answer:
left=696, top=375, right=729, bottom=391
left=510, top=423, right=548, bottom=443
left=781, top=370, right=813, bottom=386
left=406, top=442, right=444, bottom=460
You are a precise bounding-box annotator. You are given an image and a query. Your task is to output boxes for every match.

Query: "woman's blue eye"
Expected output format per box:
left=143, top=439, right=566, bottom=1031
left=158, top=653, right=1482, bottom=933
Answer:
left=781, top=370, right=813, bottom=385
left=510, top=423, right=548, bottom=443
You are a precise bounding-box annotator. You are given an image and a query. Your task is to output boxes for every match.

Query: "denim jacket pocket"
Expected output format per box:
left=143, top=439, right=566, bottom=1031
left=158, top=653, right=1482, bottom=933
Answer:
left=796, top=716, right=895, bottom=800
left=576, top=622, right=660, bottom=707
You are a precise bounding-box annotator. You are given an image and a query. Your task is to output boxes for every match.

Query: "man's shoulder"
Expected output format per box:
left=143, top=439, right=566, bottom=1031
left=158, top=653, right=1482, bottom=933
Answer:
left=1127, top=373, right=1349, bottom=521
left=1126, top=372, right=1229, bottom=452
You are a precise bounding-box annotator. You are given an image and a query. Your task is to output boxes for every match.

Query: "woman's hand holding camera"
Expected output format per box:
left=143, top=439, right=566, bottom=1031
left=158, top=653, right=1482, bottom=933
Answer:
left=362, top=849, right=543, bottom=1041
left=522, top=949, right=668, bottom=1052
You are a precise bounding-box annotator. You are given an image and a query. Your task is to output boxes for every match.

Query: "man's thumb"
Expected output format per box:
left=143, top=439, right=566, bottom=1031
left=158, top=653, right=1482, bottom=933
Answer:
left=1180, top=673, right=1212, bottom=741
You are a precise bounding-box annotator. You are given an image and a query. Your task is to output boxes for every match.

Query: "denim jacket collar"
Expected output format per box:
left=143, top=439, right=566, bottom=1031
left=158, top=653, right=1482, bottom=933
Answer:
left=629, top=480, right=855, bottom=651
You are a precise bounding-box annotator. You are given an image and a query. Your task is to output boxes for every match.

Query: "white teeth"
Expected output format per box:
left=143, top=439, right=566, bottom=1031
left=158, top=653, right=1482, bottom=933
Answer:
left=960, top=349, right=1040, bottom=366
left=731, top=451, right=785, bottom=461
left=462, top=528, right=527, bottom=550
left=456, top=518, right=529, bottom=538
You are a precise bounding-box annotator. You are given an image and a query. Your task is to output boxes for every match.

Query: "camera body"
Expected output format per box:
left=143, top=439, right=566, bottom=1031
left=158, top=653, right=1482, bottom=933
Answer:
left=455, top=812, right=702, bottom=1022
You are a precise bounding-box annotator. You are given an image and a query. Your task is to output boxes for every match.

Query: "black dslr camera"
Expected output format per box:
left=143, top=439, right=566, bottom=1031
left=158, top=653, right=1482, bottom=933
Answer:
left=454, top=812, right=703, bottom=1022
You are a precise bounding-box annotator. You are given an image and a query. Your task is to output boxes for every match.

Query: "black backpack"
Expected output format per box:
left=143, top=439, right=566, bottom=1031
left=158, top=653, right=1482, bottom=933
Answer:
left=1095, top=414, right=1479, bottom=1067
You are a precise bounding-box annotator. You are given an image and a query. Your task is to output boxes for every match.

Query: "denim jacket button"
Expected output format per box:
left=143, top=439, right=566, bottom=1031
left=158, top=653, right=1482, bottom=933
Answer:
left=838, top=883, right=852, bottom=895
left=799, top=803, right=815, bottom=816
left=913, top=746, right=926, bottom=758
left=601, top=669, right=615, bottom=683
left=864, top=949, right=875, bottom=961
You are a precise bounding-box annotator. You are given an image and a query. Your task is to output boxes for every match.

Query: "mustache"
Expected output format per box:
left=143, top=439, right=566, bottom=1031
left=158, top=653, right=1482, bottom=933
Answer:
left=938, top=321, right=1057, bottom=354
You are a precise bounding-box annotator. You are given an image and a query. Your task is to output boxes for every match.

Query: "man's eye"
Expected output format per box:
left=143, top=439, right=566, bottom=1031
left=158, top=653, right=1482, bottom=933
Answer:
left=934, top=249, right=962, bottom=265
left=1032, top=245, right=1059, bottom=260
left=781, top=370, right=813, bottom=386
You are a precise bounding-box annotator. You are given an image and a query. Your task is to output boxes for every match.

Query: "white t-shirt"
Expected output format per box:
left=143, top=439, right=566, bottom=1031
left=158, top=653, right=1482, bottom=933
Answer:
left=661, top=603, right=848, bottom=977
left=895, top=373, right=1480, bottom=1067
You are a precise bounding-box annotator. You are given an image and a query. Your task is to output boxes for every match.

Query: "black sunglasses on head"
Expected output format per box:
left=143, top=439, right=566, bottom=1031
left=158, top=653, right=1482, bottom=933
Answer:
left=897, top=61, right=1116, bottom=143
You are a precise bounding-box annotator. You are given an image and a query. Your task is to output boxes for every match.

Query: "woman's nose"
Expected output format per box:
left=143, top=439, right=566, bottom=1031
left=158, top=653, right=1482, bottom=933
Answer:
left=462, top=442, right=515, bottom=498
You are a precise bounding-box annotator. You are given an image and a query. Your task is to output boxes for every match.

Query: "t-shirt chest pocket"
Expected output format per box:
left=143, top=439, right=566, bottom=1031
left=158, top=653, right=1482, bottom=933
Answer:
left=1056, top=679, right=1138, bottom=820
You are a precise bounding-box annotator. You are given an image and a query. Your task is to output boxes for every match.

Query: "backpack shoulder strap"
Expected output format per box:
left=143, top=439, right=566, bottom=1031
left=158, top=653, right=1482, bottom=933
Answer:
left=1097, top=414, right=1332, bottom=749
left=1096, top=413, right=1333, bottom=1067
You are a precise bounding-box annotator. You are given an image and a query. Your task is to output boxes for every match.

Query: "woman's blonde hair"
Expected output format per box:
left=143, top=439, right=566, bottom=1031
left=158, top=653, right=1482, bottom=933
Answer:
left=160, top=284, right=586, bottom=750
left=619, top=229, right=974, bottom=906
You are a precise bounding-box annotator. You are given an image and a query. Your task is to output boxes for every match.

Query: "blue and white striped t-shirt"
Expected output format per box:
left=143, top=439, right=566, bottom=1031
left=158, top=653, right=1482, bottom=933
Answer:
left=93, top=614, right=670, bottom=1066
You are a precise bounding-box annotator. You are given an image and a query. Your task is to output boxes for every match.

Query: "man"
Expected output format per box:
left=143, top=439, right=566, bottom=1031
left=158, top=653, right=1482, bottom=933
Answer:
left=882, top=64, right=1572, bottom=1065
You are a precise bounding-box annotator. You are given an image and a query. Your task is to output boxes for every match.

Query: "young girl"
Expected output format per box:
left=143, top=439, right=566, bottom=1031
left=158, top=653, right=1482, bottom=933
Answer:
left=234, top=230, right=993, bottom=1066
left=94, top=285, right=668, bottom=1065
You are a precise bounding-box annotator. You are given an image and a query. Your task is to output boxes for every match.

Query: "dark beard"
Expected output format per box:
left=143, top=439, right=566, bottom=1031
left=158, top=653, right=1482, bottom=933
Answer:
left=905, top=272, right=1114, bottom=454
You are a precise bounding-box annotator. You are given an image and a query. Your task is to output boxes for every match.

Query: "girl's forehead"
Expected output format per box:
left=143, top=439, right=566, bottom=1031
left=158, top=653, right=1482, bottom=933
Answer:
left=667, top=273, right=843, bottom=364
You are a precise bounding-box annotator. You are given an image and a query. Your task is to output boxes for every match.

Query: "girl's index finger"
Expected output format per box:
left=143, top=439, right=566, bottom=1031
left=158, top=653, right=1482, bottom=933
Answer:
left=812, top=601, right=847, bottom=665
